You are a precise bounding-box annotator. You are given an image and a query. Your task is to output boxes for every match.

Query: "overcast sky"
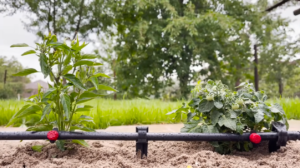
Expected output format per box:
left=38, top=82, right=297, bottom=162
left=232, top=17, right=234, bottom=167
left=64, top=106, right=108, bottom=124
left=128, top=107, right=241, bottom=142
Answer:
left=0, top=2, right=299, bottom=82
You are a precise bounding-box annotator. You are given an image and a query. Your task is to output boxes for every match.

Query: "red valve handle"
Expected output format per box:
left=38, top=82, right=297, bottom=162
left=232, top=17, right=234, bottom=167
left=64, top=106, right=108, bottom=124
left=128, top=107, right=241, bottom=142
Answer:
left=249, top=133, right=261, bottom=144
left=47, top=130, right=59, bottom=141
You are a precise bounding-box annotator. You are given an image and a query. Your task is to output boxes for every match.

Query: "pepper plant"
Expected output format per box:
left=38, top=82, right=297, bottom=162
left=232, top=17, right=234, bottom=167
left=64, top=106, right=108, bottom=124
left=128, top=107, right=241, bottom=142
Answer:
left=7, top=33, right=116, bottom=150
left=169, top=80, right=288, bottom=154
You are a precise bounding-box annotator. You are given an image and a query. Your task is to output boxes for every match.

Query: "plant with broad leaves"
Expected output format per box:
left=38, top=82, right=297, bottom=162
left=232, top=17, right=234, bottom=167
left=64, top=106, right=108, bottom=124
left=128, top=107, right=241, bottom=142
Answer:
left=169, top=80, right=288, bottom=154
left=8, top=33, right=116, bottom=151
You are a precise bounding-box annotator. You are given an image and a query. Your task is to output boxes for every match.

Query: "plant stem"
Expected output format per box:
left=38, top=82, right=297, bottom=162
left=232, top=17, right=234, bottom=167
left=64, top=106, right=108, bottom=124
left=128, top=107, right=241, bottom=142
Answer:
left=67, top=90, right=81, bottom=131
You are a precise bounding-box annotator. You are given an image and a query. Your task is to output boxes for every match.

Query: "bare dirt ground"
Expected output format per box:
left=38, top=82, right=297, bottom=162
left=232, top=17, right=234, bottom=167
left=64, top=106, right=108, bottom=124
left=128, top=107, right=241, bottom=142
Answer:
left=1, top=140, right=300, bottom=168
left=1, top=121, right=300, bottom=168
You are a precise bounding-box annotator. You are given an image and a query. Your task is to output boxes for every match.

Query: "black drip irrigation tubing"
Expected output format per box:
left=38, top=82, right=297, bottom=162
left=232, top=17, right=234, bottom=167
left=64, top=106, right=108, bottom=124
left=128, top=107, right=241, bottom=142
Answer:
left=0, top=122, right=297, bottom=158
left=0, top=131, right=299, bottom=141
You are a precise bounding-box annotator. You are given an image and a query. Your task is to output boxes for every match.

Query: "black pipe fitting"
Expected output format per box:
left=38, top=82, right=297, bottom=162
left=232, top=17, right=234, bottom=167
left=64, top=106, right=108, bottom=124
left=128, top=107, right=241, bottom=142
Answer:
left=136, top=126, right=148, bottom=158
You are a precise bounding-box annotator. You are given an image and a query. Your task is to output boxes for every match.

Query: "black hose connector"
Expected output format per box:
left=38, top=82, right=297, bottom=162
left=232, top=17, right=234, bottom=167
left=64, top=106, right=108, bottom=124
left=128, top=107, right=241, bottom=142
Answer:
left=269, top=122, right=287, bottom=152
left=136, top=126, right=148, bottom=159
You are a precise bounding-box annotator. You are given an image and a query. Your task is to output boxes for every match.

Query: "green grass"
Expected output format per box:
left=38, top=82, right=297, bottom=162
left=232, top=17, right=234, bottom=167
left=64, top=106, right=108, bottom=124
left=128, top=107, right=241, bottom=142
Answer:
left=0, top=99, right=184, bottom=129
left=1, top=98, right=300, bottom=129
left=267, top=98, right=300, bottom=120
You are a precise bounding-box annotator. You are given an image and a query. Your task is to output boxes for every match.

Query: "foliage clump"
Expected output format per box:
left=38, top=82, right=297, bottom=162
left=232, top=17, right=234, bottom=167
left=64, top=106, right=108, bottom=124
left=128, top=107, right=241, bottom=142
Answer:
left=171, top=80, right=288, bottom=154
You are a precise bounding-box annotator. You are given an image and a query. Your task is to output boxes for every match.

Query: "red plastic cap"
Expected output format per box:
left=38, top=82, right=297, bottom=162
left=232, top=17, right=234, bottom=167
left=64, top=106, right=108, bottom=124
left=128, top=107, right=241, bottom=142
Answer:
left=249, top=133, right=261, bottom=144
left=47, top=130, right=59, bottom=141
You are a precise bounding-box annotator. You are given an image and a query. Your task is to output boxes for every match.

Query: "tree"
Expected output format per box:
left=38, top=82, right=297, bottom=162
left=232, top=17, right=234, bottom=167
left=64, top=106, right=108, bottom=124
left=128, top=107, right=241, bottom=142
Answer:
left=259, top=39, right=300, bottom=96
left=0, top=56, right=30, bottom=99
left=0, top=0, right=113, bottom=40
left=111, top=0, right=281, bottom=99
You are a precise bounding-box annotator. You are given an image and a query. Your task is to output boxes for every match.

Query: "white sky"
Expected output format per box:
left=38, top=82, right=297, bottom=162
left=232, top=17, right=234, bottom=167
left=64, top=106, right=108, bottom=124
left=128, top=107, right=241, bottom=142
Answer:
left=0, top=2, right=299, bottom=82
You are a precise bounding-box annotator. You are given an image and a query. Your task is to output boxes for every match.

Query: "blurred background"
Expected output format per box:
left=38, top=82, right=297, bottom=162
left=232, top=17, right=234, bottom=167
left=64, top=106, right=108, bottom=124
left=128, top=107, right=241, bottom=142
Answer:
left=0, top=0, right=300, bottom=101
left=2, top=0, right=300, bottom=128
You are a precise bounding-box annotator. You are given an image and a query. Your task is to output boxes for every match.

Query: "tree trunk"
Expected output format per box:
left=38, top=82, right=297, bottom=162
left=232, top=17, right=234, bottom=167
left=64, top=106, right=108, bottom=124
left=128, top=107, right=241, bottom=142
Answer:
left=73, top=0, right=85, bottom=40
left=235, top=77, right=240, bottom=90
left=53, top=0, right=57, bottom=35
left=278, top=77, right=283, bottom=97
left=113, top=69, right=117, bottom=100
left=177, top=0, right=191, bottom=99
left=254, top=44, right=259, bottom=91
left=4, top=69, right=7, bottom=85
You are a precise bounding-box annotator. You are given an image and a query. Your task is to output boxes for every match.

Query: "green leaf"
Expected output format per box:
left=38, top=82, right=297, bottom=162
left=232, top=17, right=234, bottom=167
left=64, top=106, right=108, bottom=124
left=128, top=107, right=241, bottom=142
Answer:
left=64, top=74, right=85, bottom=90
left=187, top=112, right=196, bottom=122
left=74, top=60, right=94, bottom=66
left=10, top=43, right=29, bottom=47
left=48, top=42, right=70, bottom=51
left=83, top=105, right=93, bottom=108
left=62, top=65, right=73, bottom=75
left=218, top=116, right=236, bottom=131
left=211, top=142, right=220, bottom=148
left=198, top=99, right=215, bottom=112
left=82, top=54, right=98, bottom=59
left=211, top=110, right=221, bottom=125
left=254, top=92, right=262, bottom=101
left=236, top=123, right=245, bottom=134
left=92, top=73, right=110, bottom=78
left=229, top=110, right=237, bottom=118
left=254, top=109, right=265, bottom=123
left=12, top=68, right=38, bottom=76
left=40, top=54, right=50, bottom=78
left=25, top=117, right=40, bottom=127
left=17, top=105, right=42, bottom=118
left=214, top=101, right=223, bottom=109
left=79, top=120, right=95, bottom=124
left=202, top=125, right=219, bottom=133
left=244, top=142, right=249, bottom=151
left=76, top=91, right=105, bottom=104
left=76, top=98, right=93, bottom=104
left=72, top=140, right=89, bottom=147
left=63, top=52, right=71, bottom=66
left=61, top=94, right=71, bottom=120
left=75, top=108, right=92, bottom=112
left=56, top=140, right=65, bottom=151
left=93, top=63, right=103, bottom=66
left=236, top=82, right=246, bottom=88
left=89, top=77, right=99, bottom=90
left=40, top=104, right=52, bottom=121
left=167, top=104, right=188, bottom=121
left=242, top=93, right=253, bottom=99
left=21, top=50, right=36, bottom=56
left=28, top=94, right=38, bottom=100
left=270, top=104, right=284, bottom=114
left=32, top=145, right=43, bottom=152
left=7, top=104, right=31, bottom=126
left=70, top=125, right=95, bottom=132
left=26, top=124, right=53, bottom=131
left=98, top=84, right=117, bottom=92
left=180, top=120, right=201, bottom=133
left=43, top=88, right=56, bottom=98
left=79, top=115, right=93, bottom=119
left=188, top=98, right=201, bottom=108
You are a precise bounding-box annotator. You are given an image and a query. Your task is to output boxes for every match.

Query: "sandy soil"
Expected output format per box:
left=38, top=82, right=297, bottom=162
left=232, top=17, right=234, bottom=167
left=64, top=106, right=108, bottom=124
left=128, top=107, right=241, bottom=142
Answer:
left=1, top=139, right=300, bottom=168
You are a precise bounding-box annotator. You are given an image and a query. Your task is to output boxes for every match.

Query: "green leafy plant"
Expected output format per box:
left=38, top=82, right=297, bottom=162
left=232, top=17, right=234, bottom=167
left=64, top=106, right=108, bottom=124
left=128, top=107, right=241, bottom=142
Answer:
left=7, top=33, right=116, bottom=151
left=170, top=80, right=288, bottom=154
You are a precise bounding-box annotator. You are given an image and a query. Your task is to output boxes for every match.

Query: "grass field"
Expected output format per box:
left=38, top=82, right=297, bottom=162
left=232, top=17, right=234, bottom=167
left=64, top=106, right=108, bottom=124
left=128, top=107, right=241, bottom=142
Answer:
left=0, top=98, right=299, bottom=129
left=268, top=98, right=300, bottom=120
left=0, top=99, right=184, bottom=129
